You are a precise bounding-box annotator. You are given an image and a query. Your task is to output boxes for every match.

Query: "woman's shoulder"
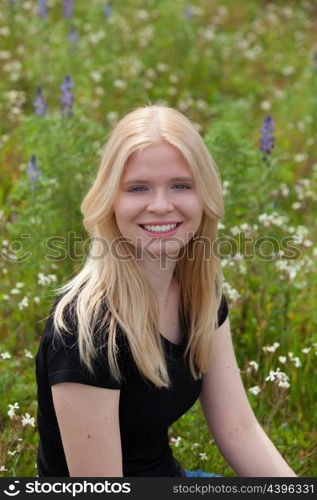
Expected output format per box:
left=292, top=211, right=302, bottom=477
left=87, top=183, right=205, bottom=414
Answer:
left=38, top=292, right=128, bottom=389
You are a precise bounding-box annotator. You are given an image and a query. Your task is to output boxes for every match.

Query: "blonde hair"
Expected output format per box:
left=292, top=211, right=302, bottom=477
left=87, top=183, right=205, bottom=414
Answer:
left=51, top=104, right=225, bottom=388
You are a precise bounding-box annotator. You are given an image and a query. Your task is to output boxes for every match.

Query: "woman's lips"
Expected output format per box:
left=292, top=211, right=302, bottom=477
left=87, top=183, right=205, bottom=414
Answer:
left=138, top=222, right=182, bottom=237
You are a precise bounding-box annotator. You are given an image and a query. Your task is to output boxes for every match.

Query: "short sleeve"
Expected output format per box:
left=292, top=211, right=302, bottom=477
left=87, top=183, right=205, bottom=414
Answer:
left=217, top=293, right=229, bottom=328
left=42, top=298, right=123, bottom=390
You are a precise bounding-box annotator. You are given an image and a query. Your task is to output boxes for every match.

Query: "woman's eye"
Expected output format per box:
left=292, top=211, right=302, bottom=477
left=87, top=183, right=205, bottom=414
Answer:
left=128, top=184, right=191, bottom=192
left=174, top=184, right=191, bottom=190
left=128, top=186, right=146, bottom=192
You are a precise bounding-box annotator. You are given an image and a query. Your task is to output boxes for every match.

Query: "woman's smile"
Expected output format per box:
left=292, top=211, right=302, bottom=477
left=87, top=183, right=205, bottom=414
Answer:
left=138, top=222, right=183, bottom=237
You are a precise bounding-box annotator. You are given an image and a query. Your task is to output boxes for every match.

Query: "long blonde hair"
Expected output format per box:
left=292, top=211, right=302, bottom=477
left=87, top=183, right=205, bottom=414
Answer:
left=51, top=104, right=225, bottom=388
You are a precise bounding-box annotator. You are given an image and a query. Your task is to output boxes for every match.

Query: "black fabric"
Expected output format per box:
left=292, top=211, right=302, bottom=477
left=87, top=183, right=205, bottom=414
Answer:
left=35, top=293, right=228, bottom=477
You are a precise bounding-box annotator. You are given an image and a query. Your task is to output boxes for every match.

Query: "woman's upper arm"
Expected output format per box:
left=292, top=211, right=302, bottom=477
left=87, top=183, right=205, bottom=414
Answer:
left=199, top=316, right=257, bottom=444
left=51, top=382, right=122, bottom=477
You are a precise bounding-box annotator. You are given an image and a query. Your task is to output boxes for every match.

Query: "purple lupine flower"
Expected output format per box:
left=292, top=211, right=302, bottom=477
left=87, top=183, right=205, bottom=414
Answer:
left=184, top=6, right=194, bottom=19
left=63, top=0, right=73, bottom=18
left=38, top=0, right=48, bottom=18
left=33, top=87, right=47, bottom=116
left=103, top=3, right=112, bottom=18
left=26, top=155, right=42, bottom=190
left=68, top=25, right=79, bottom=46
left=60, top=75, right=74, bottom=117
left=259, top=115, right=275, bottom=164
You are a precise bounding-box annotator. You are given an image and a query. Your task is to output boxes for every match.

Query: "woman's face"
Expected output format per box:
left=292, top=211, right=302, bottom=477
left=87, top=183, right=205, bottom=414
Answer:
left=113, top=141, right=204, bottom=258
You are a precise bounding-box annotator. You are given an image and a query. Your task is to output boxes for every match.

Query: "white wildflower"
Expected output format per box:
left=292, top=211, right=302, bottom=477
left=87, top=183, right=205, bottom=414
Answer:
left=278, top=356, right=287, bottom=364
left=238, top=261, right=247, bottom=275
left=24, top=349, right=33, bottom=359
left=222, top=180, right=230, bottom=197
left=278, top=380, right=290, bottom=389
left=8, top=402, right=20, bottom=419
left=170, top=436, right=182, bottom=447
left=249, top=385, right=261, bottom=395
left=303, top=239, right=313, bottom=247
left=90, top=71, right=102, bottom=83
left=265, top=368, right=290, bottom=389
left=1, top=351, right=11, bottom=359
left=169, top=74, right=179, bottom=84
left=0, top=50, right=11, bottom=59
left=282, top=65, right=295, bottom=76
left=222, top=282, right=240, bottom=301
left=113, top=79, right=126, bottom=89
left=37, top=273, right=57, bottom=286
left=260, top=101, right=271, bottom=111
left=279, top=183, right=290, bottom=197
left=18, top=296, right=29, bottom=310
left=0, top=27, right=10, bottom=36
left=247, top=361, right=259, bottom=373
left=145, top=68, right=156, bottom=79
left=294, top=153, right=308, bottom=162
left=11, top=288, right=20, bottom=294
left=7, top=450, right=17, bottom=456
left=199, top=452, right=208, bottom=460
left=0, top=466, right=8, bottom=472
left=106, top=111, right=118, bottom=122
left=230, top=226, right=242, bottom=236
left=291, top=356, right=302, bottom=368
left=137, top=9, right=150, bottom=20
left=265, top=370, right=276, bottom=382
left=302, top=348, right=310, bottom=354
left=87, top=30, right=105, bottom=45
left=95, top=87, right=104, bottom=96
left=259, top=212, right=288, bottom=227
left=262, top=342, right=280, bottom=353
left=196, top=99, right=208, bottom=111
left=16, top=282, right=25, bottom=288
left=157, top=62, right=167, bottom=72
left=292, top=202, right=302, bottom=210
left=21, top=413, right=35, bottom=427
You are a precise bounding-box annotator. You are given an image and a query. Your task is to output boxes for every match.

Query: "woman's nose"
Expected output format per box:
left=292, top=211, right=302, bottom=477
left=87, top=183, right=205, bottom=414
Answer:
left=147, top=190, right=174, bottom=211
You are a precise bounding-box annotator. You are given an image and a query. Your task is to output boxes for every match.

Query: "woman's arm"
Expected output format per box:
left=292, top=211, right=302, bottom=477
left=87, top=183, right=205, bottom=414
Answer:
left=52, top=382, right=123, bottom=476
left=199, top=317, right=297, bottom=477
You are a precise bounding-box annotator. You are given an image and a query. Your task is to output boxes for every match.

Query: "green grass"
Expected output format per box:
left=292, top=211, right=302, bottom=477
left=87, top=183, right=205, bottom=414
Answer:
left=0, top=0, right=316, bottom=477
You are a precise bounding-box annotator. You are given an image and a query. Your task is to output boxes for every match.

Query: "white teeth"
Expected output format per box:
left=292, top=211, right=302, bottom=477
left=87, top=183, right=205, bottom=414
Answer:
left=143, top=223, right=178, bottom=232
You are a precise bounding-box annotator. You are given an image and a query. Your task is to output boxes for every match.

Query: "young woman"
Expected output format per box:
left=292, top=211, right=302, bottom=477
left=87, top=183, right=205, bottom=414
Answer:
left=35, top=105, right=297, bottom=477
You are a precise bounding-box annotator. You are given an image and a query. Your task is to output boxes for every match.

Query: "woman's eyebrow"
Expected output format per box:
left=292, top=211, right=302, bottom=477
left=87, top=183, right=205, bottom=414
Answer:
left=123, top=176, right=193, bottom=185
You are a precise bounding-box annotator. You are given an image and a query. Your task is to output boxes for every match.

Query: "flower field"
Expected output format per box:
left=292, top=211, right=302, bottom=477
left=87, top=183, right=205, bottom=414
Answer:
left=0, top=0, right=316, bottom=477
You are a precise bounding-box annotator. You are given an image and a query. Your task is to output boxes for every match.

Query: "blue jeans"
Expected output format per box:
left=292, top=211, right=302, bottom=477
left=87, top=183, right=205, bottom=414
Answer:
left=182, top=468, right=222, bottom=477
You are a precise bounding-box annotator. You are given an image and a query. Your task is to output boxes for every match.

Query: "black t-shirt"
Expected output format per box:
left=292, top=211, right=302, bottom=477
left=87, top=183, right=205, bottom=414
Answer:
left=35, top=293, right=228, bottom=477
